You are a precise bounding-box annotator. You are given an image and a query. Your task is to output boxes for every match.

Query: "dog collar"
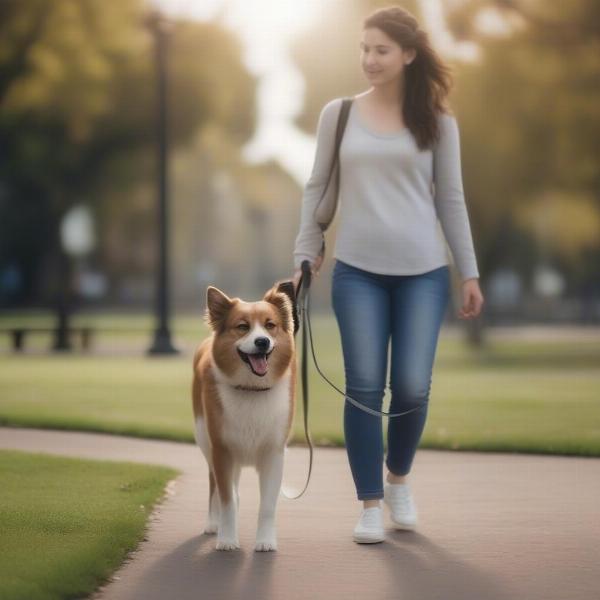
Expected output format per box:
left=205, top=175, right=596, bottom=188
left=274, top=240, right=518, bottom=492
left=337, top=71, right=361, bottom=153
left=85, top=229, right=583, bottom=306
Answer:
left=233, top=384, right=272, bottom=392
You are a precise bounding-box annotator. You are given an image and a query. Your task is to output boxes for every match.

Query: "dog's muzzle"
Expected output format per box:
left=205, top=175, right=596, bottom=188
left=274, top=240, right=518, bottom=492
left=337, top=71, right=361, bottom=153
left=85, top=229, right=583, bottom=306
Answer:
left=237, top=348, right=274, bottom=377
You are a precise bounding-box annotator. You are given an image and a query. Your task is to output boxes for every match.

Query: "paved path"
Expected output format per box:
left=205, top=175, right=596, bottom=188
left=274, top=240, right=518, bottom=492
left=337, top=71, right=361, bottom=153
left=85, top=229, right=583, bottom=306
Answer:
left=1, top=427, right=599, bottom=600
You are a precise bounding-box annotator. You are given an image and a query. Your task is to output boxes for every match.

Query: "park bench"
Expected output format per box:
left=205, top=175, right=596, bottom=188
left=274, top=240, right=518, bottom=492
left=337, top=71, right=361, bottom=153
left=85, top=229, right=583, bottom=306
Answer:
left=0, top=327, right=95, bottom=352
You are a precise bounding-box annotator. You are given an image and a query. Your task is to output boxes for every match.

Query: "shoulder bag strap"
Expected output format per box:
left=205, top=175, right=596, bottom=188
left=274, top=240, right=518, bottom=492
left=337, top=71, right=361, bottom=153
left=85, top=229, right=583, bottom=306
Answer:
left=317, top=97, right=353, bottom=258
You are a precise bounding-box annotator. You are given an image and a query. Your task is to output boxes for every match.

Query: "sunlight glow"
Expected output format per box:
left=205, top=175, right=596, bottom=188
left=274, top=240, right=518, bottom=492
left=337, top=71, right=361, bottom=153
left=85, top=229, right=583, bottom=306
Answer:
left=152, top=0, right=321, bottom=64
left=149, top=0, right=479, bottom=184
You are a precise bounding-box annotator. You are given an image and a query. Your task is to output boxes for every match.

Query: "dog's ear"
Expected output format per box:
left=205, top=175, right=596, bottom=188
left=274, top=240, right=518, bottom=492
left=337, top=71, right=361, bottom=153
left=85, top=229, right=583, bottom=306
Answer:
left=263, top=283, right=294, bottom=333
left=204, top=286, right=234, bottom=332
left=274, top=280, right=299, bottom=335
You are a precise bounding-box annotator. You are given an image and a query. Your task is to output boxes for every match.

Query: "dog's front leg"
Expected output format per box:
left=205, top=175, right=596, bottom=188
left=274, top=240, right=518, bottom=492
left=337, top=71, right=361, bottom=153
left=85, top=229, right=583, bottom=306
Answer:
left=212, top=446, right=240, bottom=550
left=255, top=447, right=284, bottom=551
left=204, top=470, right=220, bottom=534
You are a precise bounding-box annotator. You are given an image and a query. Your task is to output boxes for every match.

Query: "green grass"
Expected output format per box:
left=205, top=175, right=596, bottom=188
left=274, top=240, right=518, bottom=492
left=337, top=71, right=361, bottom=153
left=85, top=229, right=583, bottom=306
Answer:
left=0, top=449, right=178, bottom=600
left=0, top=312, right=599, bottom=456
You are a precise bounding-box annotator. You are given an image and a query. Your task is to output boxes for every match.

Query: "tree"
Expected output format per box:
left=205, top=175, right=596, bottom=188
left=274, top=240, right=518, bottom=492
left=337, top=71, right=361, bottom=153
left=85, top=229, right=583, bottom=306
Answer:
left=0, top=0, right=256, bottom=312
left=446, top=0, right=600, bottom=296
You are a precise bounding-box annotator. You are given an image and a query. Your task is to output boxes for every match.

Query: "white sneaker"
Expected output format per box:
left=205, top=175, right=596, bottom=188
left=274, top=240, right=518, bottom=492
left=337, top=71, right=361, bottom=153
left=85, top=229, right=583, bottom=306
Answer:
left=353, top=506, right=385, bottom=544
left=383, top=483, right=418, bottom=530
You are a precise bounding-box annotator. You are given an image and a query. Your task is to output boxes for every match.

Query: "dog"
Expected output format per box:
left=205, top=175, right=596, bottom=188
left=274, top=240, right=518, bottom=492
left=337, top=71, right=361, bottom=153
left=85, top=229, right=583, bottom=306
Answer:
left=192, top=282, right=297, bottom=551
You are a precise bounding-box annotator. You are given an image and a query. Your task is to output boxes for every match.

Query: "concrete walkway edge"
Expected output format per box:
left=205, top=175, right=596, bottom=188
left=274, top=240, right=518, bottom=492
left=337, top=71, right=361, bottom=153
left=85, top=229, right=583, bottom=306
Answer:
left=1, top=427, right=599, bottom=600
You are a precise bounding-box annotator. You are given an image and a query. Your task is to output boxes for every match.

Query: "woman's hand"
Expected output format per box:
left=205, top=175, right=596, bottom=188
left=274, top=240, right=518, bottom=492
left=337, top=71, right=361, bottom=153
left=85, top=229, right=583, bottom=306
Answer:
left=458, top=278, right=484, bottom=319
left=292, top=255, right=323, bottom=295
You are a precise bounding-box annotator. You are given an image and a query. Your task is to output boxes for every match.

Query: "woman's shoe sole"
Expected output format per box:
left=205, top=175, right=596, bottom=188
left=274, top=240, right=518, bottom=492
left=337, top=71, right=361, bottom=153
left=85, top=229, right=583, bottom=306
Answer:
left=353, top=533, right=385, bottom=543
left=390, top=519, right=417, bottom=531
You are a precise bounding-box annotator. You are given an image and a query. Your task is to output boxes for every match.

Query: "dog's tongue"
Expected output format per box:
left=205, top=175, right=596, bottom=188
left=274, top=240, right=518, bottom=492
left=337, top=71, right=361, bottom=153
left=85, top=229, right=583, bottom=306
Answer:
left=248, top=353, right=268, bottom=376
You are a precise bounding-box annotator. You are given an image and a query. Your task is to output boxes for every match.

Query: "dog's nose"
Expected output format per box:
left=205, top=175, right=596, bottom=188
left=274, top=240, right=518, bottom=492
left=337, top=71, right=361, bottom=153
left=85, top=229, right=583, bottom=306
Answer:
left=254, top=337, right=270, bottom=352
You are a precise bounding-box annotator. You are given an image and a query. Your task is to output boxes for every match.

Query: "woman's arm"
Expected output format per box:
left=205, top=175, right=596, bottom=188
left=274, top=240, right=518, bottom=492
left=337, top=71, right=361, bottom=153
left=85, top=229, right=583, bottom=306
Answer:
left=292, top=98, right=343, bottom=271
left=432, top=113, right=480, bottom=283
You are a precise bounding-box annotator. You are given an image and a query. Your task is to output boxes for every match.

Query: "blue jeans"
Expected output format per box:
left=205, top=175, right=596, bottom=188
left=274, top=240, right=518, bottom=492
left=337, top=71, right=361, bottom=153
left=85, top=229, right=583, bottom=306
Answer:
left=331, top=259, right=450, bottom=500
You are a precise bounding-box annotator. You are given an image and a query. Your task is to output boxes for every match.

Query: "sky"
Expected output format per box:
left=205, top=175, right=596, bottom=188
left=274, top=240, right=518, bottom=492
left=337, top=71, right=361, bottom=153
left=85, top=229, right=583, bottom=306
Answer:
left=150, top=0, right=486, bottom=186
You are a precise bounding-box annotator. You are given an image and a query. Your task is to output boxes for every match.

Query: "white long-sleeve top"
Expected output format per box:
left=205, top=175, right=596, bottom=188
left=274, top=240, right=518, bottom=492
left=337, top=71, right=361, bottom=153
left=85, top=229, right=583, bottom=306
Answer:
left=293, top=97, right=480, bottom=281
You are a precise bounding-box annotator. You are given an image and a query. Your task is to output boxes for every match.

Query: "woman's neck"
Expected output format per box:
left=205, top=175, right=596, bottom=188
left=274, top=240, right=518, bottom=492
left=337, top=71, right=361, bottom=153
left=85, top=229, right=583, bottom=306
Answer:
left=367, top=78, right=404, bottom=107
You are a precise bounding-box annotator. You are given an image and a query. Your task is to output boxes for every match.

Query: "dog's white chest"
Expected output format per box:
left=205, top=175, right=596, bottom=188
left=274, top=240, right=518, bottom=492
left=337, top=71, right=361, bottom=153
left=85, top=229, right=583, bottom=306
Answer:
left=217, top=374, right=292, bottom=463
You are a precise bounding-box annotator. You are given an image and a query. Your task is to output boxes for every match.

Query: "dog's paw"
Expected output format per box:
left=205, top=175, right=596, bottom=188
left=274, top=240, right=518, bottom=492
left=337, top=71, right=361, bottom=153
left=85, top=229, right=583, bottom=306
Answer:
left=254, top=538, right=277, bottom=552
left=216, top=537, right=240, bottom=551
left=203, top=522, right=218, bottom=535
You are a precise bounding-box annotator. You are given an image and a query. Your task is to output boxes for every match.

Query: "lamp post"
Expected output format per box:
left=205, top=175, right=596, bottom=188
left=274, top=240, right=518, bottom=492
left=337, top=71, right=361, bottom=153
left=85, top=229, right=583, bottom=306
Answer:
left=146, top=9, right=179, bottom=355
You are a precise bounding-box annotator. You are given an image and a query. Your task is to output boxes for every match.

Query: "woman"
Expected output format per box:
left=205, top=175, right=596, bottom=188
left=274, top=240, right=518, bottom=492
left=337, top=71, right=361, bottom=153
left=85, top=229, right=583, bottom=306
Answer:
left=292, top=6, right=484, bottom=544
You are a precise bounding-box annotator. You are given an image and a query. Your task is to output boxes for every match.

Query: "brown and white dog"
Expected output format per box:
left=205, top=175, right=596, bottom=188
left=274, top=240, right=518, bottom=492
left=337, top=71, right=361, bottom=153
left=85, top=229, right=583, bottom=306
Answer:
left=192, top=283, right=297, bottom=551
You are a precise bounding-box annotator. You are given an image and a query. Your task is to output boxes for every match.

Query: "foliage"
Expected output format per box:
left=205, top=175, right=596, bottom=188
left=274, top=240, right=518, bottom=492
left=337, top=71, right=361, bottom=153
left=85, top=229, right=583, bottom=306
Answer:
left=446, top=0, right=600, bottom=288
left=0, top=0, right=256, bottom=303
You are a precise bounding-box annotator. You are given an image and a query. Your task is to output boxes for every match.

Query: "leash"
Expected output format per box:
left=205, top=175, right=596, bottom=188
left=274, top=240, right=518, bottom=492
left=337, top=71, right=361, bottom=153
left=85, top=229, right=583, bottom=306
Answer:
left=280, top=260, right=429, bottom=499
left=280, top=261, right=314, bottom=500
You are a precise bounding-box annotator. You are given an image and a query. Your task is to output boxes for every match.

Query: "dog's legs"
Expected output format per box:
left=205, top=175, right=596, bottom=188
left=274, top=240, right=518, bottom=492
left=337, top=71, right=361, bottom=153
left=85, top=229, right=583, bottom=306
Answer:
left=212, top=447, right=240, bottom=550
left=255, top=448, right=284, bottom=551
left=195, top=417, right=220, bottom=534
left=204, top=470, right=220, bottom=534
left=232, top=463, right=241, bottom=512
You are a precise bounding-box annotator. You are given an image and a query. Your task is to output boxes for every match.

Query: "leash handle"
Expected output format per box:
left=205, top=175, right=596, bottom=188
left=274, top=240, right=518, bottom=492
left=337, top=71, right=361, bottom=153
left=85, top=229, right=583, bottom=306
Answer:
left=301, top=259, right=312, bottom=280
left=295, top=260, right=311, bottom=304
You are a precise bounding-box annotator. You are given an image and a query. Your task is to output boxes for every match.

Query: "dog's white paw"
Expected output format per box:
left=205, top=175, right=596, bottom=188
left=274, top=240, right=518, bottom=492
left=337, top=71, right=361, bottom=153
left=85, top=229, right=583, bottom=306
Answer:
left=203, top=521, right=218, bottom=535
left=254, top=538, right=277, bottom=552
left=216, top=537, right=240, bottom=551
left=255, top=517, right=277, bottom=551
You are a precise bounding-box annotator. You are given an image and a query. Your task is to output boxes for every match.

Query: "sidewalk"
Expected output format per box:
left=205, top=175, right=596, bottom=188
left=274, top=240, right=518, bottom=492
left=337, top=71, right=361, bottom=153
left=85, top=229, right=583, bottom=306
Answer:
left=1, top=427, right=599, bottom=600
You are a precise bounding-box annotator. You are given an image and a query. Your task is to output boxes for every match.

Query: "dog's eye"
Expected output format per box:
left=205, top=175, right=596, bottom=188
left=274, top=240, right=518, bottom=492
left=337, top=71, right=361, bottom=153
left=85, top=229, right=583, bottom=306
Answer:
left=236, top=323, right=249, bottom=331
left=265, top=322, right=276, bottom=330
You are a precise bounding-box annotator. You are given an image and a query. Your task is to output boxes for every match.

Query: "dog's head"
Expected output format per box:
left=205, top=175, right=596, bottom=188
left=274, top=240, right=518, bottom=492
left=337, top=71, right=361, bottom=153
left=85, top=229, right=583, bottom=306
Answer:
left=204, top=282, right=295, bottom=387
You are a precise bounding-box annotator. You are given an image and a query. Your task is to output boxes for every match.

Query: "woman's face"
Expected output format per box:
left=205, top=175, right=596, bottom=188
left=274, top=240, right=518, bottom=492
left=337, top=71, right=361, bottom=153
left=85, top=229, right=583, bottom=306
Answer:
left=360, top=26, right=416, bottom=86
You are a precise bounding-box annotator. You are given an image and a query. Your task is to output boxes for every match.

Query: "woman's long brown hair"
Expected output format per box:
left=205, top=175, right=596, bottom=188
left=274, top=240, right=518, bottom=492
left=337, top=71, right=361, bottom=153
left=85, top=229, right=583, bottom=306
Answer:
left=363, top=6, right=453, bottom=150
